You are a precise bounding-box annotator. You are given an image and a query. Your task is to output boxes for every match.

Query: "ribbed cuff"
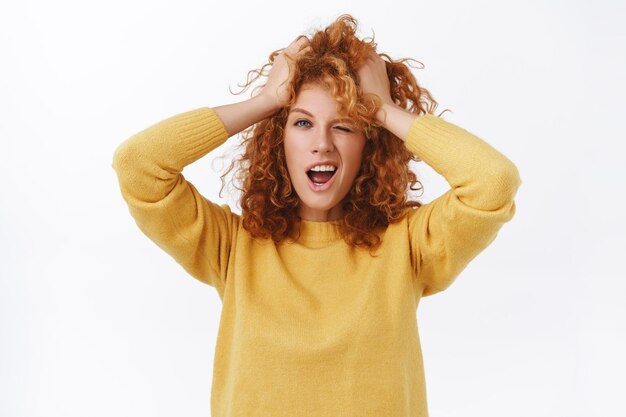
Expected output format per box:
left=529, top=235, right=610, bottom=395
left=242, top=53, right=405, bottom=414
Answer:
left=167, top=107, right=230, bottom=168
left=404, top=114, right=462, bottom=168
left=404, top=113, right=521, bottom=199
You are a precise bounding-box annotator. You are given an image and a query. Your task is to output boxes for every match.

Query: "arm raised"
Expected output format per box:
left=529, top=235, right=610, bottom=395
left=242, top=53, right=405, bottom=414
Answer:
left=357, top=50, right=521, bottom=297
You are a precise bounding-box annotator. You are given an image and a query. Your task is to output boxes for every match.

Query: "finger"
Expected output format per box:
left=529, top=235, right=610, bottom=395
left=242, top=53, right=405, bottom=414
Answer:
left=284, top=45, right=311, bottom=62
left=297, top=45, right=312, bottom=55
left=295, top=35, right=310, bottom=46
left=286, top=35, right=308, bottom=51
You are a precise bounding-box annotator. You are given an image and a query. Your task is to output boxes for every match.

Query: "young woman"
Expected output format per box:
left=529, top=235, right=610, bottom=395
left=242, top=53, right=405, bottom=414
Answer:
left=112, top=14, right=520, bottom=417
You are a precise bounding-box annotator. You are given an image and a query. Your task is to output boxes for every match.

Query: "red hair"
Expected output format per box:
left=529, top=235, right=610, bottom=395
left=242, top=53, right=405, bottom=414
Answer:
left=219, top=14, right=451, bottom=255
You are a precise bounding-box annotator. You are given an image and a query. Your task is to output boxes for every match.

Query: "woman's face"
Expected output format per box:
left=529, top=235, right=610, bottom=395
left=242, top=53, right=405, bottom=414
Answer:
left=283, top=83, right=367, bottom=222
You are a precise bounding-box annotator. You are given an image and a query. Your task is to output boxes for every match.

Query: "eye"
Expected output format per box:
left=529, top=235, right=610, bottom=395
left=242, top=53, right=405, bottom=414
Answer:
left=293, top=119, right=353, bottom=133
left=294, top=119, right=311, bottom=127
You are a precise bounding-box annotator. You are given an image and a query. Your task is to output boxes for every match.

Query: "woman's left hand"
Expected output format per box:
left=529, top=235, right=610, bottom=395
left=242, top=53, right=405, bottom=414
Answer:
left=357, top=49, right=417, bottom=136
left=356, top=50, right=395, bottom=108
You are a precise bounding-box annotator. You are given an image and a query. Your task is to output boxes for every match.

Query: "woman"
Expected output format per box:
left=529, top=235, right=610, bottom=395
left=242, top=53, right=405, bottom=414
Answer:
left=112, top=14, right=520, bottom=417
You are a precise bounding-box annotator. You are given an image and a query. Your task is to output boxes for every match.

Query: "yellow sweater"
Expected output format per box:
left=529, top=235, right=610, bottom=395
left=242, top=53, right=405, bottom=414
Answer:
left=112, top=107, right=520, bottom=417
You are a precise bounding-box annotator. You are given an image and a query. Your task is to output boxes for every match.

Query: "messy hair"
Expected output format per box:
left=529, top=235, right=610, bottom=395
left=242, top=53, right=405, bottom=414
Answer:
left=219, top=13, right=450, bottom=255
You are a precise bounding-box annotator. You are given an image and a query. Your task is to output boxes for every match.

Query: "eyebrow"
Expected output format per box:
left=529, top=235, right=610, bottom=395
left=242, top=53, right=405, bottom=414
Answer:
left=289, top=108, right=354, bottom=124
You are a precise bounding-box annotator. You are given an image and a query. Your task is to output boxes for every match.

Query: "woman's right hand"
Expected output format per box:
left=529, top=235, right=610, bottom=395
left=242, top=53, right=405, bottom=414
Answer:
left=260, top=35, right=312, bottom=111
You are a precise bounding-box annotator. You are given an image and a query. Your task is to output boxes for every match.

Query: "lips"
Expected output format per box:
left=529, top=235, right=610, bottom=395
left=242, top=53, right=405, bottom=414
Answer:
left=306, top=167, right=338, bottom=192
left=304, top=160, right=339, bottom=172
left=306, top=169, right=336, bottom=184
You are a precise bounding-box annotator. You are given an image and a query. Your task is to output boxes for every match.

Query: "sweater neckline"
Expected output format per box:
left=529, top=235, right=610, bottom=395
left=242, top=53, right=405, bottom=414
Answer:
left=297, top=218, right=343, bottom=242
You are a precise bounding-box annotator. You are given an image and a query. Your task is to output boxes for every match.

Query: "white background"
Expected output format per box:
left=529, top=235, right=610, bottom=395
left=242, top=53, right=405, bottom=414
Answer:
left=1, top=1, right=624, bottom=416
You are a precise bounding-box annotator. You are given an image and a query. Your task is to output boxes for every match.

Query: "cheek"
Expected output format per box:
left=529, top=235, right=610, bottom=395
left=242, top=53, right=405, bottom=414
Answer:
left=283, top=131, right=303, bottom=154
left=282, top=139, right=303, bottom=176
left=342, top=143, right=366, bottom=174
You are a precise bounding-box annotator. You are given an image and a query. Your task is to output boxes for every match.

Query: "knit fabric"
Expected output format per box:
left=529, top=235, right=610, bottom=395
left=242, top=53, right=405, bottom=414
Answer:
left=112, top=106, right=521, bottom=416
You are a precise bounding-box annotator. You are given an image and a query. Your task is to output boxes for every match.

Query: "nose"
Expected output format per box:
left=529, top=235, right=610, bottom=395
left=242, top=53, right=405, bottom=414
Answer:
left=311, top=129, right=335, bottom=154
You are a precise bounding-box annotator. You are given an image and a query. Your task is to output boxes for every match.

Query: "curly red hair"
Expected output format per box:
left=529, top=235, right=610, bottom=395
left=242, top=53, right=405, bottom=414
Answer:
left=219, top=14, right=451, bottom=255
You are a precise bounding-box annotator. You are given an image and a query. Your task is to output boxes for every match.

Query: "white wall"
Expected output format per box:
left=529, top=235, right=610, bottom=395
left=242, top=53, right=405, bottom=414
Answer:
left=1, top=0, right=623, bottom=416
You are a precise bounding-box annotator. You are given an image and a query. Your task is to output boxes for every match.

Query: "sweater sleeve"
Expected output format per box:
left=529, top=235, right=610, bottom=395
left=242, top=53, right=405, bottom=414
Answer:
left=404, top=114, right=521, bottom=297
left=111, top=107, right=238, bottom=292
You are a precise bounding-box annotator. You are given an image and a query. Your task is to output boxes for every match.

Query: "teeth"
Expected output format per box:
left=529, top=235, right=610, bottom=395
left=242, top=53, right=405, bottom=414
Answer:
left=309, top=165, right=337, bottom=172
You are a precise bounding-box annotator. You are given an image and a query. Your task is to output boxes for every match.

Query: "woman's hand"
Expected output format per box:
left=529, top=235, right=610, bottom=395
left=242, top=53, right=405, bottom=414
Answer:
left=260, top=35, right=312, bottom=111
left=357, top=50, right=418, bottom=138
left=357, top=50, right=395, bottom=109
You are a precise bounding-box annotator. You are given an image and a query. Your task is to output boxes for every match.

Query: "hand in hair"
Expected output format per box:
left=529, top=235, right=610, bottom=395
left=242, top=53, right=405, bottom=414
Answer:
left=260, top=35, right=312, bottom=110
left=357, top=49, right=416, bottom=132
left=357, top=50, right=395, bottom=108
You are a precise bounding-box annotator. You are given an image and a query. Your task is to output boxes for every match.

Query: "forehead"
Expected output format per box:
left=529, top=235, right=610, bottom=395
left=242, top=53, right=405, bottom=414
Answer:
left=289, top=85, right=352, bottom=120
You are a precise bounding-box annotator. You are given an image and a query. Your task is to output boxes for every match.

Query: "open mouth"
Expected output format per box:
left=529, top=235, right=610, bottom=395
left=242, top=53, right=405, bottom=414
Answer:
left=306, top=169, right=337, bottom=185
left=305, top=166, right=338, bottom=191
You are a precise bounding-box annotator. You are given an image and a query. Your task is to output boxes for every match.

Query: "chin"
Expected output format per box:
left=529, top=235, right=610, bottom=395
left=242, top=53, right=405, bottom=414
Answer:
left=299, top=200, right=337, bottom=212
left=296, top=194, right=339, bottom=212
